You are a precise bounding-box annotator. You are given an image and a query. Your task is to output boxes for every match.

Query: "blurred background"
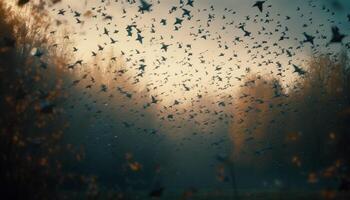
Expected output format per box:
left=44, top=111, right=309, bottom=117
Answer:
left=0, top=0, right=349, bottom=199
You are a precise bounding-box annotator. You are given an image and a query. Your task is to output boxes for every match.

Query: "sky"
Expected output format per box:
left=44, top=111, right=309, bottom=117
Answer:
left=42, top=0, right=350, bottom=106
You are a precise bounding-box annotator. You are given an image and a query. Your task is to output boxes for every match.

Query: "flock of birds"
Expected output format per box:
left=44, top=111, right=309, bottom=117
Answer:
left=24, top=0, right=350, bottom=154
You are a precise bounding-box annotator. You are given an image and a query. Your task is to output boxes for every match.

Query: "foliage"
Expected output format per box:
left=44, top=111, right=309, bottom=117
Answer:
left=230, top=53, right=350, bottom=192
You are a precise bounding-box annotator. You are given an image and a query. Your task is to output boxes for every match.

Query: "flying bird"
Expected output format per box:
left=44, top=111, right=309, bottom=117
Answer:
left=136, top=33, right=144, bottom=44
left=292, top=64, right=306, bottom=76
left=330, top=26, right=347, bottom=43
left=253, top=1, right=266, bottom=12
left=303, top=32, right=315, bottom=45
left=139, top=0, right=152, bottom=13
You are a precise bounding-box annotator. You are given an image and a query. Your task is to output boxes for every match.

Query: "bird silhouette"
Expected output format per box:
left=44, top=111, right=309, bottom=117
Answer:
left=330, top=26, right=346, bottom=43
left=253, top=1, right=266, bottom=12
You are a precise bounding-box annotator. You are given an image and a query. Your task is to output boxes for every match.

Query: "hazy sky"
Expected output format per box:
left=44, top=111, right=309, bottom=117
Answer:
left=41, top=0, right=350, bottom=105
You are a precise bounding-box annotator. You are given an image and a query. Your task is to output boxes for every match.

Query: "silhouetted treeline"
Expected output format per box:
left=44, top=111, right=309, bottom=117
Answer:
left=0, top=2, right=89, bottom=199
left=230, top=52, right=350, bottom=192
left=0, top=2, right=166, bottom=199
